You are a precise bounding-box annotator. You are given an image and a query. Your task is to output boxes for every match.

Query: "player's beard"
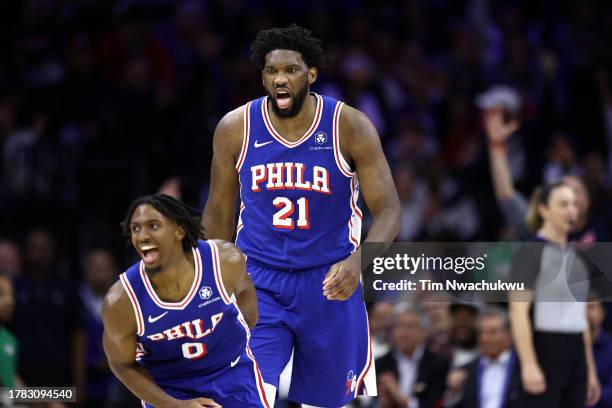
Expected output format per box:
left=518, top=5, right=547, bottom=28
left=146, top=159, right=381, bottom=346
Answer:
left=269, top=83, right=309, bottom=118
left=145, top=265, right=162, bottom=275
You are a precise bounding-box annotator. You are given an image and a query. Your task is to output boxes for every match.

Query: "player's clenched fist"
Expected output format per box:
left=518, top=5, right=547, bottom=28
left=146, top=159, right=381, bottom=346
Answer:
left=322, top=254, right=361, bottom=301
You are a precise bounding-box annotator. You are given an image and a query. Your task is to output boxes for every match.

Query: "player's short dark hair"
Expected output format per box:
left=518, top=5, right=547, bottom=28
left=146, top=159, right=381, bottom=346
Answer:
left=121, top=194, right=205, bottom=252
left=250, top=24, right=325, bottom=70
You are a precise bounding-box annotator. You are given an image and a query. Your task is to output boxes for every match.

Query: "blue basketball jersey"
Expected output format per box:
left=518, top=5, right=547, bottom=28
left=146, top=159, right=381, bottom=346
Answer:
left=235, top=93, right=362, bottom=270
left=119, top=240, right=265, bottom=389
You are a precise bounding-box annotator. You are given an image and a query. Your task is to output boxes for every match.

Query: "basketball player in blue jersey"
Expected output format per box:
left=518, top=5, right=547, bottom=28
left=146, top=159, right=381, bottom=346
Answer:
left=203, top=25, right=401, bottom=407
left=102, top=194, right=271, bottom=408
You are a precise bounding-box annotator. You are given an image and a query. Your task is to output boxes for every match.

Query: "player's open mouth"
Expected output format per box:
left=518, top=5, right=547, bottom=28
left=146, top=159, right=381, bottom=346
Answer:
left=140, top=244, right=160, bottom=264
left=275, top=90, right=292, bottom=110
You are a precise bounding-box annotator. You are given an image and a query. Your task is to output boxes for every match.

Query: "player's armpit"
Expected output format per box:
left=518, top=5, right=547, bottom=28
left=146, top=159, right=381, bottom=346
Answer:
left=202, top=106, right=245, bottom=241
left=215, top=240, right=258, bottom=328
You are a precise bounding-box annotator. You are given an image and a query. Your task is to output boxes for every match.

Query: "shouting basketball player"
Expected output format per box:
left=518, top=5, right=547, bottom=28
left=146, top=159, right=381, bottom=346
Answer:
left=102, top=194, right=270, bottom=407
left=203, top=25, right=401, bottom=407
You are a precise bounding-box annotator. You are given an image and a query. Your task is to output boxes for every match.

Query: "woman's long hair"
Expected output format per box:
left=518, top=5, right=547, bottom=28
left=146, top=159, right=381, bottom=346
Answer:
left=525, top=180, right=566, bottom=233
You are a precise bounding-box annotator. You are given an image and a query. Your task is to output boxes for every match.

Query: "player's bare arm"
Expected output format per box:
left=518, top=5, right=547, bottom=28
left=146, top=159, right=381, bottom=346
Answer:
left=102, top=282, right=221, bottom=408
left=323, top=105, right=401, bottom=301
left=202, top=107, right=245, bottom=241
left=213, top=240, right=258, bottom=328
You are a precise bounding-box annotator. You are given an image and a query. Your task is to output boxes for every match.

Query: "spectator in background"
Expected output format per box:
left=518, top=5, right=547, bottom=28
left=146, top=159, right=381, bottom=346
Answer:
left=0, top=239, right=21, bottom=279
left=542, top=134, right=579, bottom=185
left=11, top=229, right=84, bottom=389
left=370, top=301, right=395, bottom=359
left=420, top=291, right=453, bottom=358
left=394, top=165, right=430, bottom=241
left=449, top=303, right=480, bottom=368
left=449, top=307, right=522, bottom=408
left=481, top=86, right=603, bottom=242
left=80, top=248, right=120, bottom=407
left=376, top=306, right=449, bottom=408
left=0, top=274, right=18, bottom=387
left=588, top=291, right=612, bottom=408
left=1, top=108, right=59, bottom=198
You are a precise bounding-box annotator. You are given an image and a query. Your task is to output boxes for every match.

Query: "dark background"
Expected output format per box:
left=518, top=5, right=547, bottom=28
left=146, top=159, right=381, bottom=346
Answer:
left=1, top=0, right=612, bottom=405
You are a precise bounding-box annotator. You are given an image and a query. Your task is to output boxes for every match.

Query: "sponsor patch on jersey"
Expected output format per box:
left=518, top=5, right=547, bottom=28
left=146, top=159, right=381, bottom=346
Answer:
left=314, top=132, right=327, bottom=145
left=197, top=285, right=221, bottom=308
left=310, top=132, right=332, bottom=151
left=199, top=286, right=213, bottom=300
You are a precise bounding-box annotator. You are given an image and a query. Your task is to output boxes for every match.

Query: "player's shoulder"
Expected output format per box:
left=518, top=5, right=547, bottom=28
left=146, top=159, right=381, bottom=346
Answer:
left=102, top=279, right=137, bottom=335
left=207, top=239, right=245, bottom=265
left=338, top=103, right=372, bottom=131
left=213, top=105, right=249, bottom=156
left=336, top=103, right=378, bottom=147
left=102, top=279, right=131, bottom=317
left=215, top=104, right=247, bottom=135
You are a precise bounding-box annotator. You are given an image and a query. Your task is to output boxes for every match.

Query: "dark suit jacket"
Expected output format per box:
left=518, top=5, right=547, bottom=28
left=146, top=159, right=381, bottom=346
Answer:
left=454, top=351, right=522, bottom=408
left=376, top=347, right=450, bottom=408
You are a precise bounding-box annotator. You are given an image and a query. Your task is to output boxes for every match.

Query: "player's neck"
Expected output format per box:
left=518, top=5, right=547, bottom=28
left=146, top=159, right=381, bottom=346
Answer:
left=148, top=250, right=195, bottom=301
left=268, top=93, right=317, bottom=141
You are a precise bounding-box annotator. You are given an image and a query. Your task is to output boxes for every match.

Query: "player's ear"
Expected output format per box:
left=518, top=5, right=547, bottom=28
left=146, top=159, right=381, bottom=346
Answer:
left=308, top=67, right=318, bottom=85
left=175, top=225, right=185, bottom=241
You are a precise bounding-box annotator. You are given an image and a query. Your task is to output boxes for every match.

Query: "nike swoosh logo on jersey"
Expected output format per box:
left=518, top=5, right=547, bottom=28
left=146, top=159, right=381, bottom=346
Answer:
left=230, top=355, right=241, bottom=367
left=254, top=140, right=273, bottom=148
left=148, top=311, right=168, bottom=323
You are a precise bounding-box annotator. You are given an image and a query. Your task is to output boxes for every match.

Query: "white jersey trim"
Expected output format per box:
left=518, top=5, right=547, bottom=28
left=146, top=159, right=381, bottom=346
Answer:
left=333, top=102, right=354, bottom=177
left=348, top=175, right=363, bottom=250
left=262, top=93, right=323, bottom=148
left=234, top=303, right=272, bottom=408
left=210, top=241, right=232, bottom=305
left=236, top=102, right=251, bottom=171
left=139, top=247, right=202, bottom=310
left=119, top=272, right=145, bottom=337
left=355, top=303, right=376, bottom=397
left=236, top=201, right=245, bottom=238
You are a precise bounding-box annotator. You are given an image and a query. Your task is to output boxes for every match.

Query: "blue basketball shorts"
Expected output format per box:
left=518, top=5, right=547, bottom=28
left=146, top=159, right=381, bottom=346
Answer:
left=141, top=348, right=271, bottom=407
left=247, top=259, right=376, bottom=407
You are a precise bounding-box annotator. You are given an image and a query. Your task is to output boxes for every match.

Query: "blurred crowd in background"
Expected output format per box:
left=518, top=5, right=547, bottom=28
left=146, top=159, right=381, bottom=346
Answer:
left=1, top=0, right=612, bottom=406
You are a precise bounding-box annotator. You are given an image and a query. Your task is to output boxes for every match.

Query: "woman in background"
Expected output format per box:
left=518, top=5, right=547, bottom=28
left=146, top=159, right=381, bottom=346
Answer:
left=509, top=181, right=601, bottom=407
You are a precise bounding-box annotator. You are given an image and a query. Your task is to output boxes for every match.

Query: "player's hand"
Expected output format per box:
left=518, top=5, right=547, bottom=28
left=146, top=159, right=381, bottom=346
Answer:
left=322, top=253, right=360, bottom=301
left=484, top=108, right=519, bottom=144
left=586, top=369, right=601, bottom=406
left=521, top=363, right=546, bottom=395
left=172, top=397, right=222, bottom=407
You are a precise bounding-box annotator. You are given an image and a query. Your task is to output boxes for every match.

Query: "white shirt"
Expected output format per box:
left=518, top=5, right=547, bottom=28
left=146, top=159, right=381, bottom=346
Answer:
left=452, top=347, right=479, bottom=368
left=395, top=344, right=425, bottom=408
left=480, top=350, right=512, bottom=408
